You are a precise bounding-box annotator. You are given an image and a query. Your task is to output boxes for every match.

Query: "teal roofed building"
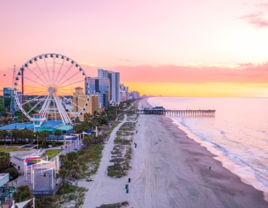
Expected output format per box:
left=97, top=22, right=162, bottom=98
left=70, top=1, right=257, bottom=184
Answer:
left=32, top=113, right=73, bottom=134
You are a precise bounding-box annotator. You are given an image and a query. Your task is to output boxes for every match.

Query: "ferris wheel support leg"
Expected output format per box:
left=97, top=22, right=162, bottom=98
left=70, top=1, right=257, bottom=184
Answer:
left=43, top=96, right=52, bottom=119
left=56, top=98, right=68, bottom=124
left=53, top=94, right=65, bottom=125
left=56, top=96, right=72, bottom=124
left=39, top=95, right=50, bottom=114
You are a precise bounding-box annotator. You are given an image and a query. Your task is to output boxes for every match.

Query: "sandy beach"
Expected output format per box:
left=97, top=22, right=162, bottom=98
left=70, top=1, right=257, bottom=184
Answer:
left=81, top=99, right=268, bottom=208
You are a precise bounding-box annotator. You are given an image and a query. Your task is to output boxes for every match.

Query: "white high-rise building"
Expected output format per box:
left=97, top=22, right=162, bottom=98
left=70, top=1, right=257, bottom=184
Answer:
left=98, top=69, right=109, bottom=79
left=109, top=71, right=120, bottom=104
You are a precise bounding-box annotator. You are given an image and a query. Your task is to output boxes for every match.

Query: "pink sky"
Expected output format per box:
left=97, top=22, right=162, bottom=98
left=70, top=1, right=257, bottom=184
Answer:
left=1, top=0, right=268, bottom=97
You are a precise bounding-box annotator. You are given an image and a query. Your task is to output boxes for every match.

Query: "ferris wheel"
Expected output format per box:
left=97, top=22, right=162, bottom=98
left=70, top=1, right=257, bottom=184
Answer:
left=13, top=53, right=89, bottom=125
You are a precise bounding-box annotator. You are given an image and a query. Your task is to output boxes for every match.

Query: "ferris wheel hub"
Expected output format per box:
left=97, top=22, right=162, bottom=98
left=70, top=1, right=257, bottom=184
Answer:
left=48, top=87, right=57, bottom=93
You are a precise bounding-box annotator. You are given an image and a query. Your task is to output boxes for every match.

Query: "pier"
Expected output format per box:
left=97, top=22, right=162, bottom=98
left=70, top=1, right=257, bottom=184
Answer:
left=137, top=106, right=215, bottom=117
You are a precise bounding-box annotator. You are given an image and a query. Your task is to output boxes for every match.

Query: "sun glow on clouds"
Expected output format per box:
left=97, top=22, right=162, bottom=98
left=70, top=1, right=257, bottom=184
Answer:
left=123, top=82, right=268, bottom=97
left=78, top=62, right=94, bottom=67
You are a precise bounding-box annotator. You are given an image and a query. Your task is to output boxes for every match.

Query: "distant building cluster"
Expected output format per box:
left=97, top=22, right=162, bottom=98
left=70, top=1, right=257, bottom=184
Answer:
left=84, top=69, right=140, bottom=109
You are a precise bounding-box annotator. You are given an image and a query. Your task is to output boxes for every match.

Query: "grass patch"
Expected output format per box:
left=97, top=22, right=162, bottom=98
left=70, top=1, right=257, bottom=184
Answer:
left=98, top=124, right=108, bottom=129
left=127, top=113, right=138, bottom=121
left=108, top=146, right=132, bottom=178
left=0, top=147, right=30, bottom=152
left=119, top=122, right=136, bottom=131
left=114, top=137, right=132, bottom=145
left=116, top=131, right=134, bottom=137
left=118, top=114, right=124, bottom=121
left=28, top=149, right=63, bottom=163
left=97, top=201, right=129, bottom=208
left=57, top=183, right=76, bottom=195
left=111, top=121, right=121, bottom=130
left=78, top=143, right=105, bottom=179
left=45, top=149, right=63, bottom=159
left=56, top=183, right=88, bottom=208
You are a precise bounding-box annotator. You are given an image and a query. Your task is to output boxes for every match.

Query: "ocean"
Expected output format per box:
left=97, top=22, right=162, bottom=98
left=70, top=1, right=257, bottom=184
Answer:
left=148, top=97, right=268, bottom=196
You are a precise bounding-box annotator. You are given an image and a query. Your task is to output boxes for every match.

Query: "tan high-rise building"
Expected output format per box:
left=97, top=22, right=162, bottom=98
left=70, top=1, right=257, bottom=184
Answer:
left=72, top=87, right=98, bottom=120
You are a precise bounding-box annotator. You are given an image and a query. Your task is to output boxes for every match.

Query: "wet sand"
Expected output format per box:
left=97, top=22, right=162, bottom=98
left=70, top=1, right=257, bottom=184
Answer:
left=129, top=99, right=268, bottom=207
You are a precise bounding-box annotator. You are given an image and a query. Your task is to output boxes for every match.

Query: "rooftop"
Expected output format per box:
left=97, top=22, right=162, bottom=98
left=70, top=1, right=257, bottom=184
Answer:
left=0, top=123, right=34, bottom=130
left=55, top=125, right=73, bottom=131
left=0, top=173, right=9, bottom=186
left=153, top=106, right=165, bottom=110
left=40, top=120, right=63, bottom=128
left=32, top=113, right=44, bottom=115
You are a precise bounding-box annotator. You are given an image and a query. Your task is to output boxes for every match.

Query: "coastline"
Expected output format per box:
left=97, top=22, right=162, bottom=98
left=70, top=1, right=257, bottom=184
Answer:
left=146, top=97, right=268, bottom=200
left=132, top=98, right=268, bottom=207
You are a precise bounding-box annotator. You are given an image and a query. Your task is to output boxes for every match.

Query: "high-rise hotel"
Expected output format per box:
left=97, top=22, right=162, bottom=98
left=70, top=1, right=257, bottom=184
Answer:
left=98, top=69, right=120, bottom=104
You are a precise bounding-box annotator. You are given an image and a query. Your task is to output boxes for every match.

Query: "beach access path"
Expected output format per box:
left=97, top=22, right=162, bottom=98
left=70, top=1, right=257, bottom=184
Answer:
left=81, top=114, right=133, bottom=208
left=80, top=99, right=268, bottom=208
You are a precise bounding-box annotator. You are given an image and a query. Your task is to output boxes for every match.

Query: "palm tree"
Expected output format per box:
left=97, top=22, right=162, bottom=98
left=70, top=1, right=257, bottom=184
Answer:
left=73, top=124, right=81, bottom=133
left=11, top=129, right=20, bottom=143
left=0, top=130, right=10, bottom=145
left=83, top=135, right=92, bottom=147
left=54, top=130, right=62, bottom=142
left=84, top=113, right=91, bottom=121
left=27, top=130, right=35, bottom=144
left=66, top=151, right=78, bottom=162
left=20, top=129, right=28, bottom=144
left=39, top=130, right=49, bottom=146
left=0, top=152, right=10, bottom=169
left=71, top=164, right=81, bottom=179
left=56, top=169, right=69, bottom=185
left=59, top=154, right=67, bottom=165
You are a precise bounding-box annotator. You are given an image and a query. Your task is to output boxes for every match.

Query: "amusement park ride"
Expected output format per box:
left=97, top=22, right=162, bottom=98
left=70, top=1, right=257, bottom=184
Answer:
left=13, top=53, right=89, bottom=125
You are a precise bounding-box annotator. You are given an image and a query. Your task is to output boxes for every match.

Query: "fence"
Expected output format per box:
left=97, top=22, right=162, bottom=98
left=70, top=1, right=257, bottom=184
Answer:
left=31, top=180, right=63, bottom=197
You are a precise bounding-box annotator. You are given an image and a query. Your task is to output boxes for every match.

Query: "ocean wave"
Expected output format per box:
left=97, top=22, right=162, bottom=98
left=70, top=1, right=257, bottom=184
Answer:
left=170, top=115, right=268, bottom=191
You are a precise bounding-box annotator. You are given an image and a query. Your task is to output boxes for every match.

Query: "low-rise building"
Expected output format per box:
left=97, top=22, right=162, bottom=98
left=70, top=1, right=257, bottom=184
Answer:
left=73, top=87, right=98, bottom=120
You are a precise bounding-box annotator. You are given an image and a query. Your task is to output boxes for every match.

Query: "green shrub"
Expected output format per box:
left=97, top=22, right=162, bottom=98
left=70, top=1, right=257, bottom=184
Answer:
left=0, top=167, right=18, bottom=180
left=67, top=193, right=75, bottom=201
left=35, top=196, right=57, bottom=208
left=57, top=183, right=75, bottom=195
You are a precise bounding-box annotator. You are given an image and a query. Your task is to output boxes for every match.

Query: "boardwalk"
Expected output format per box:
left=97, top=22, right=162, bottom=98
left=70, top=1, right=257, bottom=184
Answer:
left=137, top=109, right=216, bottom=117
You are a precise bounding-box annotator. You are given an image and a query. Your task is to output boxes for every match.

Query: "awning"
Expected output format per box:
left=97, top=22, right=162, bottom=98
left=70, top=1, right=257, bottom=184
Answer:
left=25, top=157, right=42, bottom=162
left=35, top=161, right=56, bottom=170
left=15, top=198, right=33, bottom=208
left=65, top=135, right=77, bottom=139
left=86, top=130, right=95, bottom=134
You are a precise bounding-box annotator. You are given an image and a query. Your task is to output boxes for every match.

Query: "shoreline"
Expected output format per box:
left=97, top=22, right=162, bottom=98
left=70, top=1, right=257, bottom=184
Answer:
left=146, top=97, right=268, bottom=201
left=134, top=98, right=268, bottom=207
